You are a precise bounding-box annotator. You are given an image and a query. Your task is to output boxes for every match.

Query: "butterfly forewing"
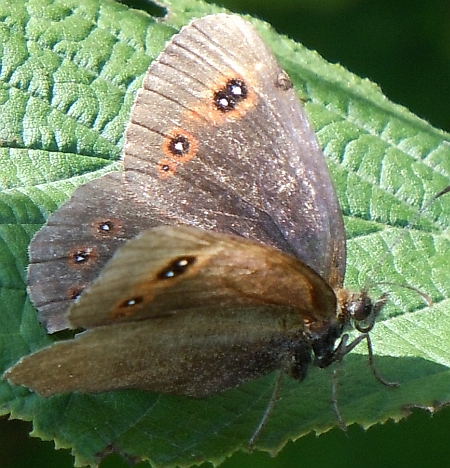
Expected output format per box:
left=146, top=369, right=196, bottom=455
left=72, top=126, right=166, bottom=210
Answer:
left=124, top=14, right=346, bottom=288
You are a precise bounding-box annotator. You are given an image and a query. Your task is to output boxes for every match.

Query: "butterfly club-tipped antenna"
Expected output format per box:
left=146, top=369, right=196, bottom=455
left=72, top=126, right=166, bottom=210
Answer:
left=360, top=185, right=450, bottom=297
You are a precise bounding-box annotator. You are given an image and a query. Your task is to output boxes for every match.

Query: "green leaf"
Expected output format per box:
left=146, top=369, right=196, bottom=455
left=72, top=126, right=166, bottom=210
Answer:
left=1, top=0, right=449, bottom=467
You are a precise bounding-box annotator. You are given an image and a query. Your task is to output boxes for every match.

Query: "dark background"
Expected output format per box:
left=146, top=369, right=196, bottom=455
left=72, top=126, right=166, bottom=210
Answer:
left=2, top=0, right=449, bottom=467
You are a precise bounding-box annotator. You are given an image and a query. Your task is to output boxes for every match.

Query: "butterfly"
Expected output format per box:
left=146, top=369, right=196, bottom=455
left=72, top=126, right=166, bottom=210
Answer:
left=5, top=13, right=405, bottom=446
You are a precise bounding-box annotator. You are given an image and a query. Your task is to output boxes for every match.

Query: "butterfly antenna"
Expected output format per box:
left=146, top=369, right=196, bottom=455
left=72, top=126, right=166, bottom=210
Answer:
left=363, top=185, right=450, bottom=292
left=386, top=185, right=449, bottom=250
left=376, top=281, right=433, bottom=307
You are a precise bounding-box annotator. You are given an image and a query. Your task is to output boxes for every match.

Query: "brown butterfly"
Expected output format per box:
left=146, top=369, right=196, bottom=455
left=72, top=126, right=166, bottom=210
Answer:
left=5, top=14, right=400, bottom=445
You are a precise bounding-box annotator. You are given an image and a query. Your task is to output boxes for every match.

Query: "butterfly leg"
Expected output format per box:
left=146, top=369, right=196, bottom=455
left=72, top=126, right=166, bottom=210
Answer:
left=248, top=370, right=284, bottom=451
left=331, top=331, right=400, bottom=430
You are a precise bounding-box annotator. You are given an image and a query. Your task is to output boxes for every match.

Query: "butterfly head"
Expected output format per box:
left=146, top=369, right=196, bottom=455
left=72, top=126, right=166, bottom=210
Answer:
left=310, top=288, right=388, bottom=369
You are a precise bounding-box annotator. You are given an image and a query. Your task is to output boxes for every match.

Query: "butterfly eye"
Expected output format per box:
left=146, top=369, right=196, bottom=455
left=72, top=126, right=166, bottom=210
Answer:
left=336, top=290, right=378, bottom=333
left=157, top=256, right=197, bottom=280
left=349, top=294, right=373, bottom=322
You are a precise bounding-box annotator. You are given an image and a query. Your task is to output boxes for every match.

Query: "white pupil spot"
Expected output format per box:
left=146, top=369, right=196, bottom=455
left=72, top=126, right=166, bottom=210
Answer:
left=174, top=141, right=184, bottom=152
left=231, top=85, right=242, bottom=96
left=101, top=224, right=110, bottom=231
left=219, top=97, right=229, bottom=107
left=125, top=299, right=137, bottom=307
left=75, top=248, right=91, bottom=262
left=164, top=259, right=190, bottom=278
